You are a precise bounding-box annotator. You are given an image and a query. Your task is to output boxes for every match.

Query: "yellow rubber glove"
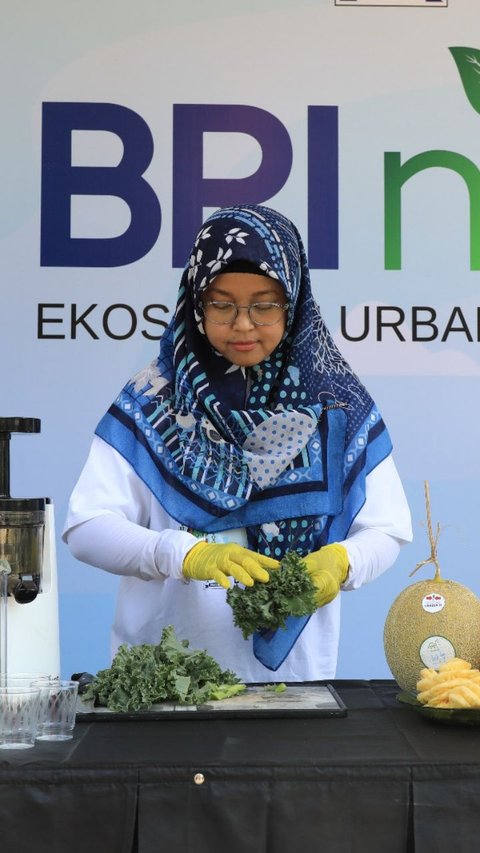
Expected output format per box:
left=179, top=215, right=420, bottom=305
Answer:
left=303, top=543, right=349, bottom=608
left=182, top=541, right=280, bottom=590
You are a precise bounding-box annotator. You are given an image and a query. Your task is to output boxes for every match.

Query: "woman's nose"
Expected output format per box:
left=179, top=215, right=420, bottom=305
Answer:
left=232, top=306, right=255, bottom=329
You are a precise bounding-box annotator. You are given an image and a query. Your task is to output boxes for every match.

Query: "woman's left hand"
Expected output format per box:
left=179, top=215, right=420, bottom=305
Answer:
left=303, top=544, right=349, bottom=607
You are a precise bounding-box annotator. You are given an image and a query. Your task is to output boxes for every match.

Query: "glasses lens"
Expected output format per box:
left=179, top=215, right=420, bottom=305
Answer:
left=250, top=303, right=285, bottom=325
left=202, top=302, right=237, bottom=324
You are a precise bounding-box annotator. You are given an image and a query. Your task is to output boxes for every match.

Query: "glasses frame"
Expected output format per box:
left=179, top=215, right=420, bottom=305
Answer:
left=200, top=300, right=289, bottom=326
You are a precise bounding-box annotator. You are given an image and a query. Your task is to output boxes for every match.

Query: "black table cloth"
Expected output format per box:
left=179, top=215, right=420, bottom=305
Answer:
left=1, top=681, right=480, bottom=853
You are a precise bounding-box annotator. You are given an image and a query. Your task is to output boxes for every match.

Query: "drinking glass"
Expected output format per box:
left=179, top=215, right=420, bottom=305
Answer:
left=34, top=679, right=79, bottom=742
left=0, top=684, right=42, bottom=749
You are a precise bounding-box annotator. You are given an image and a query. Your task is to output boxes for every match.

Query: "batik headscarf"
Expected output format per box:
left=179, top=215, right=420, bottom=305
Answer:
left=96, top=205, right=392, bottom=668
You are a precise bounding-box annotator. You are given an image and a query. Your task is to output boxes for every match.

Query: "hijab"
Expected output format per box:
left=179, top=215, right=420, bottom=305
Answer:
left=96, top=205, right=393, bottom=667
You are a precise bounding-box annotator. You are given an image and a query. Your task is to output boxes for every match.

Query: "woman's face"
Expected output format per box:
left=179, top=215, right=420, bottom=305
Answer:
left=202, top=272, right=287, bottom=367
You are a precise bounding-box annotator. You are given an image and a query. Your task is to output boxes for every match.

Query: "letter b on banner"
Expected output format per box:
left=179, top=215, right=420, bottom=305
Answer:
left=41, top=102, right=161, bottom=267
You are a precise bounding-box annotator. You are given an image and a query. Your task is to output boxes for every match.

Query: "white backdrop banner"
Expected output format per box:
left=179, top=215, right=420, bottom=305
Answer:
left=1, top=0, right=478, bottom=679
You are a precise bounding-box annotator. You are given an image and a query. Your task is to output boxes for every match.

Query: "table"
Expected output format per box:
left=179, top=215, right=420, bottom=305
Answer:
left=1, top=681, right=480, bottom=853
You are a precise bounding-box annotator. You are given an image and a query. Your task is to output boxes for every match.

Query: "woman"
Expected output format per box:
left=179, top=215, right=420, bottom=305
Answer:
left=64, top=204, right=412, bottom=681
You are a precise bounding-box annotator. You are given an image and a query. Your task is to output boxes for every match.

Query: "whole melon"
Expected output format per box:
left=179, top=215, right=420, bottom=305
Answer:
left=384, top=577, right=480, bottom=694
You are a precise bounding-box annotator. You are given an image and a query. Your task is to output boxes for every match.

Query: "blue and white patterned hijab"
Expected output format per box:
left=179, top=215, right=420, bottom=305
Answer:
left=96, top=205, right=392, bottom=665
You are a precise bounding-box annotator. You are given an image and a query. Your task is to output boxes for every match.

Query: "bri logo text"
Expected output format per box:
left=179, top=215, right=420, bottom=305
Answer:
left=40, top=47, right=480, bottom=271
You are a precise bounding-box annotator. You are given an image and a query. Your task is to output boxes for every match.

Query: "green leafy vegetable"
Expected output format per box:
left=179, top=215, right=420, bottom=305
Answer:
left=226, top=551, right=317, bottom=639
left=265, top=682, right=287, bottom=694
left=82, top=625, right=245, bottom=712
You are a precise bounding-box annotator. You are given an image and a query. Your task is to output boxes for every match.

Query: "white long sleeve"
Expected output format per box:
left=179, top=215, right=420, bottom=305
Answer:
left=63, top=435, right=200, bottom=581
left=340, top=528, right=402, bottom=589
left=66, top=514, right=197, bottom=582
left=338, top=453, right=412, bottom=589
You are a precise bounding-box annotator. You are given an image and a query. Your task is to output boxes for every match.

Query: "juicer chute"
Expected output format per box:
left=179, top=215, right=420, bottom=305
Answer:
left=0, top=417, right=60, bottom=677
left=0, top=418, right=45, bottom=603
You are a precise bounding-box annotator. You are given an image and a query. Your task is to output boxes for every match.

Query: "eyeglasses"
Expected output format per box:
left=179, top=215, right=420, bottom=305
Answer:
left=200, top=301, right=289, bottom=326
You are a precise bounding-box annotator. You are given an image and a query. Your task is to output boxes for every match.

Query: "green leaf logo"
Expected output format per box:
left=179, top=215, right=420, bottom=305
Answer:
left=450, top=47, right=480, bottom=114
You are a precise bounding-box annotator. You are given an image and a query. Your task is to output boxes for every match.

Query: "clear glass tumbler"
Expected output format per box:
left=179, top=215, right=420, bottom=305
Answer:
left=34, top=679, right=79, bottom=742
left=0, top=684, right=42, bottom=749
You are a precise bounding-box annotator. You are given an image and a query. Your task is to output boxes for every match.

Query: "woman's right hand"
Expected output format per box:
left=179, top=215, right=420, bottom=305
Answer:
left=182, top=541, right=279, bottom=589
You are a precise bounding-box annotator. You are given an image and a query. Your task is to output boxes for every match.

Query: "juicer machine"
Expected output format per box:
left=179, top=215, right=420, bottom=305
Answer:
left=0, top=417, right=60, bottom=677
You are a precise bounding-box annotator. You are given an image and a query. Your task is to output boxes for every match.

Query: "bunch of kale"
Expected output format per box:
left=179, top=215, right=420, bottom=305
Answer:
left=82, top=625, right=245, bottom=712
left=227, top=550, right=317, bottom=639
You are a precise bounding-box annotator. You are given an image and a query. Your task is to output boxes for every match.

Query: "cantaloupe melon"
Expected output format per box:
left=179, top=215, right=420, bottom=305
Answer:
left=384, top=576, right=480, bottom=693
left=383, top=481, right=480, bottom=694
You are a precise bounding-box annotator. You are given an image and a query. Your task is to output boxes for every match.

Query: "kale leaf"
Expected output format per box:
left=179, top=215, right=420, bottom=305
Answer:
left=226, top=550, right=317, bottom=639
left=82, top=625, right=245, bottom=712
